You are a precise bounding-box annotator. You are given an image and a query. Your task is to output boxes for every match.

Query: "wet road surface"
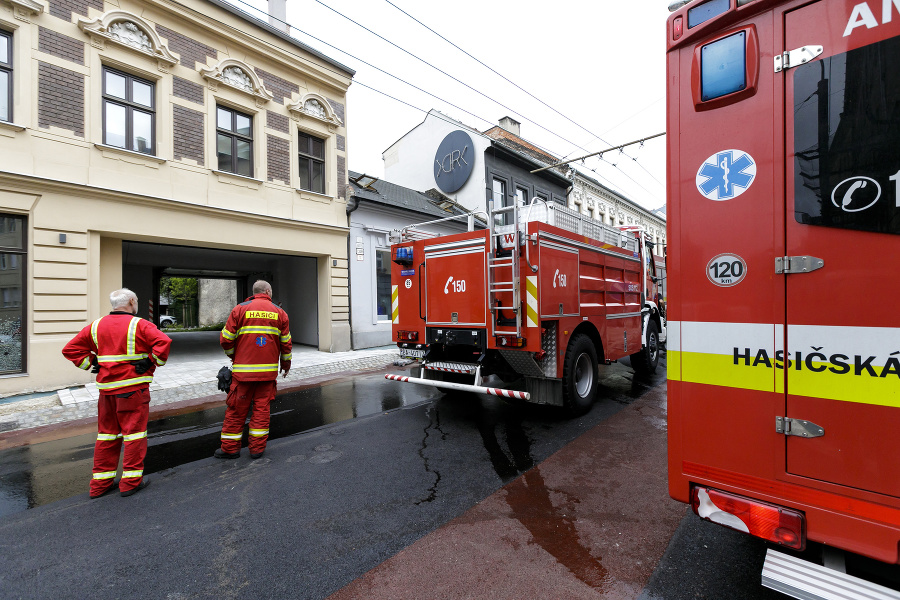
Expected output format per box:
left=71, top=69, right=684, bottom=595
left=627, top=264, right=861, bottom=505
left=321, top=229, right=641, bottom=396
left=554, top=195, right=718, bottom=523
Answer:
left=0, top=354, right=791, bottom=599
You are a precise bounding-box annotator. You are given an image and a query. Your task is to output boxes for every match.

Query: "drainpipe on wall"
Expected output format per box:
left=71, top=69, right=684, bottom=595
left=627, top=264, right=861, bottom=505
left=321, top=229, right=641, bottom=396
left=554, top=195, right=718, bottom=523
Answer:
left=345, top=194, right=361, bottom=349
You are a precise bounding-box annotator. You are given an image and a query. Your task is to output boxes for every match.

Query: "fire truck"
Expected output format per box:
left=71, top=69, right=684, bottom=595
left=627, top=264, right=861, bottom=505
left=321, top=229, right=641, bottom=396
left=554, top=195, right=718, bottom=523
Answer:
left=667, top=0, right=900, bottom=597
left=385, top=198, right=665, bottom=416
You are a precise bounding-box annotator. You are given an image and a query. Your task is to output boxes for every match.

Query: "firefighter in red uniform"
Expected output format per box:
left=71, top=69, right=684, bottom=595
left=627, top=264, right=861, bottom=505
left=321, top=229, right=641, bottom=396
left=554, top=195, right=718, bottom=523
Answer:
left=62, top=288, right=171, bottom=498
left=216, top=280, right=291, bottom=460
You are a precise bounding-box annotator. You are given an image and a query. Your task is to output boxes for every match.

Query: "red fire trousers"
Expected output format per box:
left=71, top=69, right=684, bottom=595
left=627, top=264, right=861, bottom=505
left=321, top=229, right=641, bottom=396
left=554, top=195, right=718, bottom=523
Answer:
left=91, top=388, right=150, bottom=496
left=220, top=380, right=276, bottom=455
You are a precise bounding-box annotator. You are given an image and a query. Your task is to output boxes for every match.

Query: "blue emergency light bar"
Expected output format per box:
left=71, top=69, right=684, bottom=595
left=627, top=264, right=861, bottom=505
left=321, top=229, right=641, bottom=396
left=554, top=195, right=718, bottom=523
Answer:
left=392, top=246, right=414, bottom=266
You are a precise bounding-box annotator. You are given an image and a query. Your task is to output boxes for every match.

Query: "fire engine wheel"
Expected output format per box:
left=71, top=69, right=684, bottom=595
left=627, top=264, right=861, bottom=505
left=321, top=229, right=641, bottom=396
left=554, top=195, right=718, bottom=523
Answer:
left=562, top=334, right=598, bottom=417
left=631, top=319, right=659, bottom=376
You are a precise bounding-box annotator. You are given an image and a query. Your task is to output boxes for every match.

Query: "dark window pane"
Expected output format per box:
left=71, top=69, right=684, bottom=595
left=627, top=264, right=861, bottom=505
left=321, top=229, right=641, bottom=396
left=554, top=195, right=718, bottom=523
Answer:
left=311, top=161, right=324, bottom=194
left=104, top=101, right=127, bottom=148
left=793, top=36, right=900, bottom=235
left=235, top=113, right=251, bottom=137
left=217, top=107, right=232, bottom=131
left=311, top=137, right=324, bottom=159
left=298, top=159, right=310, bottom=191
left=299, top=132, right=309, bottom=153
left=0, top=71, right=7, bottom=123
left=132, top=110, right=152, bottom=154
left=236, top=139, right=252, bottom=177
left=688, top=0, right=730, bottom=28
left=217, top=133, right=233, bottom=171
left=376, top=249, right=391, bottom=319
left=0, top=216, right=23, bottom=249
left=132, top=80, right=152, bottom=108
left=105, top=71, right=126, bottom=99
left=0, top=252, right=23, bottom=374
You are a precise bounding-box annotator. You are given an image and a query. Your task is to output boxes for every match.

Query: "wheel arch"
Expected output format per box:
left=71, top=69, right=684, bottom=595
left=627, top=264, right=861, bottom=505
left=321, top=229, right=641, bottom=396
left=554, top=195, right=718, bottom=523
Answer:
left=570, top=321, right=604, bottom=362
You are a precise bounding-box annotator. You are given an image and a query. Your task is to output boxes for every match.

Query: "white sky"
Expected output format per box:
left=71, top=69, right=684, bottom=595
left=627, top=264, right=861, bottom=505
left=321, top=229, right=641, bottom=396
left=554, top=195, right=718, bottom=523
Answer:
left=229, top=0, right=673, bottom=211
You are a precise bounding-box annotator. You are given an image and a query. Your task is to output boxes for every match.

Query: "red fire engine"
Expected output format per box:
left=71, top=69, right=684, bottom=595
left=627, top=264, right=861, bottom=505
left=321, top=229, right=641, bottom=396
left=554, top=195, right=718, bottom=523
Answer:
left=386, top=198, right=665, bottom=416
left=667, top=0, right=900, bottom=597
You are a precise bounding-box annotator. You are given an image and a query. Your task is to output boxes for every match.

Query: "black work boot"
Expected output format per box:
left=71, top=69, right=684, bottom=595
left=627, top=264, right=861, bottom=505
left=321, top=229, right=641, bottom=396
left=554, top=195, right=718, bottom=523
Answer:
left=121, top=478, right=150, bottom=497
left=214, top=448, right=240, bottom=459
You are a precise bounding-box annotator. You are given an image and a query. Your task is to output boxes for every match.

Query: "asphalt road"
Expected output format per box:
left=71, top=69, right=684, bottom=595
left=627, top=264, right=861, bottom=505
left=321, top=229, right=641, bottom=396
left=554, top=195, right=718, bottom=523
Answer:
left=0, top=355, right=790, bottom=599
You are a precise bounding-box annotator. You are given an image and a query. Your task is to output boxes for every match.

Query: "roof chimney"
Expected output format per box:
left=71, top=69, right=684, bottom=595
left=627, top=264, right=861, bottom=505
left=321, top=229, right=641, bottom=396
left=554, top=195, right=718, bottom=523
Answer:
left=499, top=116, right=520, bottom=137
left=268, top=0, right=289, bottom=33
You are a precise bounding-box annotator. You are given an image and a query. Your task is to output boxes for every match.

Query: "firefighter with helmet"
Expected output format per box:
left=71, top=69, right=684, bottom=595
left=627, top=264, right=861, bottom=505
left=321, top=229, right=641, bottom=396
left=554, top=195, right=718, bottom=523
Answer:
left=215, top=280, right=292, bottom=460
left=62, top=288, right=171, bottom=498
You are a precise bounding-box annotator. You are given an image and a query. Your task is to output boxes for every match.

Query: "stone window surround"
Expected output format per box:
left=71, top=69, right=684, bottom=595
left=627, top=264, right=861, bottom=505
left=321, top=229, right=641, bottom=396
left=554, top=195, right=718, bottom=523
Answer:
left=0, top=27, right=12, bottom=124
left=200, top=58, right=273, bottom=107
left=0, top=0, right=44, bottom=23
left=101, top=65, right=156, bottom=156
left=287, top=92, right=342, bottom=132
left=77, top=10, right=177, bottom=73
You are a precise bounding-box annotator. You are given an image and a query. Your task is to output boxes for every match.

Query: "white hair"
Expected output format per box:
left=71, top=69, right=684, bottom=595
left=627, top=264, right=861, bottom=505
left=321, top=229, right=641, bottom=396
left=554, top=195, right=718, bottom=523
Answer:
left=252, top=280, right=272, bottom=295
left=109, top=288, right=137, bottom=310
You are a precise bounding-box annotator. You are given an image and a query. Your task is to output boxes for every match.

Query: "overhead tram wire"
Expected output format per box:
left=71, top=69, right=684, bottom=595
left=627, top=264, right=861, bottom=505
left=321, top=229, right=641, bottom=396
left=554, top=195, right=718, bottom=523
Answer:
left=382, top=0, right=665, bottom=189
left=308, top=0, right=601, bottom=154
left=177, top=0, right=663, bottom=201
left=531, top=132, right=666, bottom=173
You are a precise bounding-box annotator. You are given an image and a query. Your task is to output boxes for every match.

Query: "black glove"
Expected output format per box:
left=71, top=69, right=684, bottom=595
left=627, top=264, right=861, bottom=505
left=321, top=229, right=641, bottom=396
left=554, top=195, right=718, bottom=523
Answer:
left=90, top=356, right=100, bottom=374
left=133, top=357, right=153, bottom=375
left=216, top=366, right=232, bottom=393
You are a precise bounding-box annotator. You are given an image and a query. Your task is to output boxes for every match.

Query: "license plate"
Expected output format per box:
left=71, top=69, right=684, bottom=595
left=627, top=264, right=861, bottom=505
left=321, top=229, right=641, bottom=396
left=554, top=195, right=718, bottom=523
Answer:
left=400, top=349, right=425, bottom=359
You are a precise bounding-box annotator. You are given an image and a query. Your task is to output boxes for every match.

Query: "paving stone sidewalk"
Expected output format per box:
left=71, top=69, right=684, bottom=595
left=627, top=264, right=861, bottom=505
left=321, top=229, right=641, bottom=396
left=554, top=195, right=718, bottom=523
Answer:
left=0, top=346, right=400, bottom=434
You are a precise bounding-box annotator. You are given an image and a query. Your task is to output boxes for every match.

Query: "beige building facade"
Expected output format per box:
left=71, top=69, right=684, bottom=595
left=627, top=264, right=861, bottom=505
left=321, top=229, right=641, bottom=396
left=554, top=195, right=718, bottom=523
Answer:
left=0, top=0, right=354, bottom=394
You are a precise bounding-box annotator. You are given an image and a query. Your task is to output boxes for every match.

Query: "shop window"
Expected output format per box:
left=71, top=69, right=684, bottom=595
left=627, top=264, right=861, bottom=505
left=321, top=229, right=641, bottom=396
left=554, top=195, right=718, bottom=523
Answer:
left=298, top=131, right=325, bottom=194
left=0, top=214, right=25, bottom=374
left=216, top=105, right=253, bottom=177
left=375, top=249, right=391, bottom=322
left=103, top=67, right=155, bottom=154
left=0, top=30, right=11, bottom=123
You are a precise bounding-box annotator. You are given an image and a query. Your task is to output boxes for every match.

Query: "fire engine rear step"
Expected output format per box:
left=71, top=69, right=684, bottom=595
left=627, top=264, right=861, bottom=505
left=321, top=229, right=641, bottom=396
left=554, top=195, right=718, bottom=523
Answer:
left=385, top=373, right=531, bottom=401
left=761, top=549, right=900, bottom=600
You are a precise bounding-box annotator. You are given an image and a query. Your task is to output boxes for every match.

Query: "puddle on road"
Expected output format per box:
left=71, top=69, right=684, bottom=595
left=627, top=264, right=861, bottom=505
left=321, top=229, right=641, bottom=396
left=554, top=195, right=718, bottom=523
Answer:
left=0, top=374, right=435, bottom=518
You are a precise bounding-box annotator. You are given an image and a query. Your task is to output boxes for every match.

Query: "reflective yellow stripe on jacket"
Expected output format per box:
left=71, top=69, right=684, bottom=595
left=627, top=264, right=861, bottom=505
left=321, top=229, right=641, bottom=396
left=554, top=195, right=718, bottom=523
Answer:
left=221, top=327, right=237, bottom=341
left=121, top=470, right=143, bottom=479
left=232, top=363, right=279, bottom=373
left=123, top=431, right=147, bottom=442
left=97, top=353, right=149, bottom=363
left=96, top=376, right=154, bottom=390
left=90, top=318, right=102, bottom=348
left=237, top=326, right=280, bottom=336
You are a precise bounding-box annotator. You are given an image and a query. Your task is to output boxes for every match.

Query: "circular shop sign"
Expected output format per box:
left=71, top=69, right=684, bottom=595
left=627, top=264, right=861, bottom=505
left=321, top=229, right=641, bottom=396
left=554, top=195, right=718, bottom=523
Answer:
left=434, top=130, right=475, bottom=194
left=695, top=149, right=757, bottom=201
left=706, top=253, right=747, bottom=287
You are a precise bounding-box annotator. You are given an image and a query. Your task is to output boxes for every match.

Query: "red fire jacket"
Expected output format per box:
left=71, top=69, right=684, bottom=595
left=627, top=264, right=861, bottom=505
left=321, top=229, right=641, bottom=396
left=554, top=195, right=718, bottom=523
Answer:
left=220, top=294, right=292, bottom=382
left=62, top=312, right=172, bottom=393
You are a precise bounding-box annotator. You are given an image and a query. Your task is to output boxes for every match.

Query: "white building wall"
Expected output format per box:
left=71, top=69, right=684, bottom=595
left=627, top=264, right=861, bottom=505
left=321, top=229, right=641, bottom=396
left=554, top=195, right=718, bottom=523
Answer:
left=383, top=111, right=492, bottom=213
left=569, top=174, right=667, bottom=248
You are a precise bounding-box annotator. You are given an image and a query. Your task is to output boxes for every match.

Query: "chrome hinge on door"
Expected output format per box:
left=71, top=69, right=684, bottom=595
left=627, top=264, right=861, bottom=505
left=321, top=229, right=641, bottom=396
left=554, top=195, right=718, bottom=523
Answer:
left=775, top=256, right=824, bottom=274
left=776, top=417, right=824, bottom=438
left=774, top=45, right=823, bottom=72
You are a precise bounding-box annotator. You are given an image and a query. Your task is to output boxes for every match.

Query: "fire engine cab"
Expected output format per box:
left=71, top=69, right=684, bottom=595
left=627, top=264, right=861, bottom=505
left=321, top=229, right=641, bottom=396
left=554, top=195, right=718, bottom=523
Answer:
left=667, top=0, right=900, bottom=597
left=386, top=197, right=665, bottom=416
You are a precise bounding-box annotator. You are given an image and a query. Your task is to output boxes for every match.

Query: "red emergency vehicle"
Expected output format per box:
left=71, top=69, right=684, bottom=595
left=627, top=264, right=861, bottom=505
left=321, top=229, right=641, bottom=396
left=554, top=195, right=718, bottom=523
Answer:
left=386, top=198, right=665, bottom=416
left=666, top=0, right=900, bottom=596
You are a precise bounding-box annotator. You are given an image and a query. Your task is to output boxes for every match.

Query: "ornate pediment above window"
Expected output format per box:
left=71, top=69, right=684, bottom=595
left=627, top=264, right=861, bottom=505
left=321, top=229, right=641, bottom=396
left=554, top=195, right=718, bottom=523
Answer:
left=287, top=94, right=342, bottom=132
left=2, top=0, right=45, bottom=22
left=200, top=59, right=273, bottom=106
left=78, top=11, right=178, bottom=72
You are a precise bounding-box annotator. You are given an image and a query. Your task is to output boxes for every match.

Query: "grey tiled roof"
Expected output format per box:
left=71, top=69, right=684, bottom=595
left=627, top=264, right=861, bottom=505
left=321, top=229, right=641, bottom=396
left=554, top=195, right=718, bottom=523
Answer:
left=348, top=171, right=473, bottom=221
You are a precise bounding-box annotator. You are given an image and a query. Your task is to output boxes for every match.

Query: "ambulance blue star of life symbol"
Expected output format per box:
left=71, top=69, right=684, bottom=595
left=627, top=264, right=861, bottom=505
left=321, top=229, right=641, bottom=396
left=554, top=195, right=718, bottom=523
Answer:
left=696, top=149, right=757, bottom=201
left=255, top=336, right=267, bottom=347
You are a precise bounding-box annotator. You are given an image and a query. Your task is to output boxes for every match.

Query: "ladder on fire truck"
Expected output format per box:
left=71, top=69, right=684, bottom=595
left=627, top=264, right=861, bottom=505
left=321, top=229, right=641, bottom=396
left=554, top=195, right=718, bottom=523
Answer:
left=487, top=198, right=523, bottom=338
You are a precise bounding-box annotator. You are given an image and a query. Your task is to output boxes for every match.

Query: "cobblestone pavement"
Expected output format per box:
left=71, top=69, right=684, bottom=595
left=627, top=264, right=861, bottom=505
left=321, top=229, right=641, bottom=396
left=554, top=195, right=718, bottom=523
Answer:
left=0, top=343, right=400, bottom=434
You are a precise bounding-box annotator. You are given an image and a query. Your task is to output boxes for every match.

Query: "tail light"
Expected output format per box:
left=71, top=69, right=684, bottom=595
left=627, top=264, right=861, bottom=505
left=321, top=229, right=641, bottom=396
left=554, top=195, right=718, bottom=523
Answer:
left=496, top=335, right=526, bottom=348
left=397, top=330, right=419, bottom=342
left=691, top=486, right=805, bottom=550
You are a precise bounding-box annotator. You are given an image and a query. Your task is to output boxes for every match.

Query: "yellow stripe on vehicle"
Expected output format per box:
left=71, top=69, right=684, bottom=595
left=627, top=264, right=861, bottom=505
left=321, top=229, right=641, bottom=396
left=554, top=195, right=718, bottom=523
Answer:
left=392, top=285, right=399, bottom=324
left=526, top=276, right=538, bottom=328
left=669, top=321, right=900, bottom=407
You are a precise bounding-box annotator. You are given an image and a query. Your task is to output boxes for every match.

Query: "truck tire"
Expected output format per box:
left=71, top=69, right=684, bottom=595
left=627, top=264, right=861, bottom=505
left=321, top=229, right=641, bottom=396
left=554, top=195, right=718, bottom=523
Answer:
left=562, top=333, right=599, bottom=417
left=631, top=319, right=659, bottom=375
